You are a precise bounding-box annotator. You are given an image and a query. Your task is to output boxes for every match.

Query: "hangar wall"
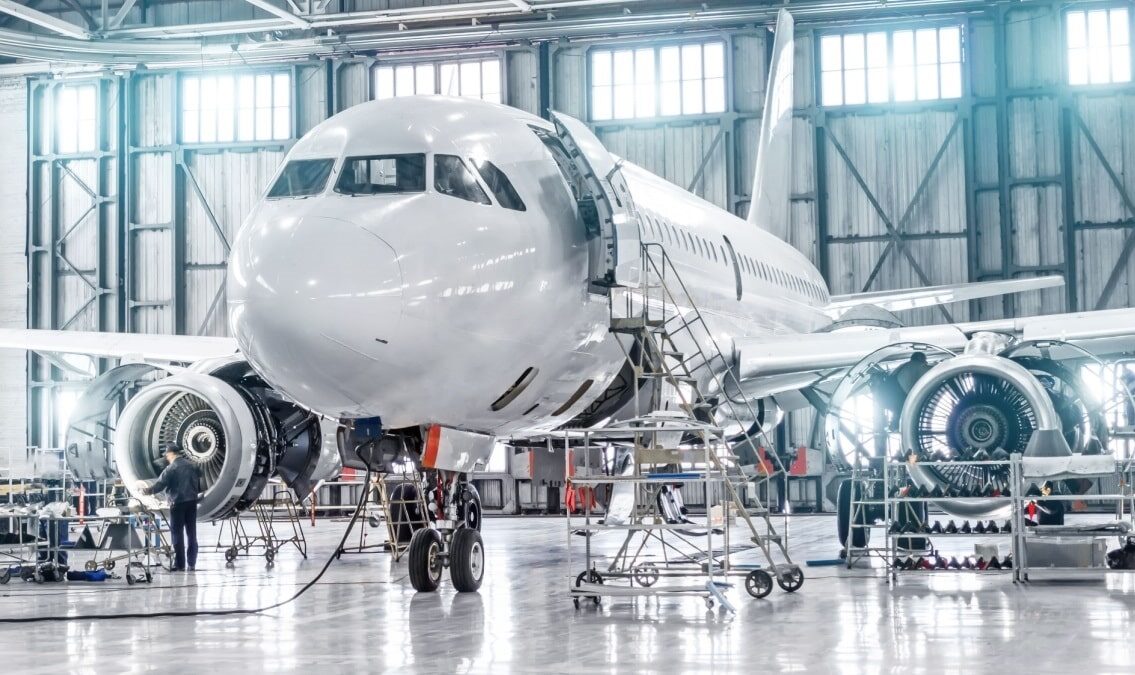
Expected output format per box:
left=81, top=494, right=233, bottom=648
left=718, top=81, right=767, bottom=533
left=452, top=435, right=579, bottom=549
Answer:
left=17, top=1, right=1135, bottom=463
left=0, top=77, right=26, bottom=476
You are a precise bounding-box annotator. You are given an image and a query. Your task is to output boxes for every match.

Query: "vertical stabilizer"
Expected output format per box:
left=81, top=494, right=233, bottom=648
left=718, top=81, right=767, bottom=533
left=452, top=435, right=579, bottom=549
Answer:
left=747, top=9, right=794, bottom=230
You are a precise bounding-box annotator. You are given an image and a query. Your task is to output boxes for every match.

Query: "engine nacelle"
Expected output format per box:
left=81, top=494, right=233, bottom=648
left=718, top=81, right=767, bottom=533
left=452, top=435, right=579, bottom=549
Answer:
left=66, top=358, right=336, bottom=522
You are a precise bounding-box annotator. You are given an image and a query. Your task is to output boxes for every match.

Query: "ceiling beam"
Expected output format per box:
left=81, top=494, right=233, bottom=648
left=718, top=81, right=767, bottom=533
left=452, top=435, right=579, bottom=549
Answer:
left=109, top=0, right=138, bottom=30
left=241, top=0, right=311, bottom=29
left=57, top=0, right=96, bottom=30
left=0, top=0, right=89, bottom=38
left=506, top=0, right=533, bottom=11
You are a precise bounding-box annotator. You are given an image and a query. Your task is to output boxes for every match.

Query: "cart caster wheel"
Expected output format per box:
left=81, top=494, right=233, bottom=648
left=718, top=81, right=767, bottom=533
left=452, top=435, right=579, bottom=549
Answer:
left=126, top=574, right=136, bottom=585
left=573, top=598, right=581, bottom=610
left=745, top=570, right=774, bottom=599
left=145, top=571, right=153, bottom=584
left=85, top=560, right=98, bottom=572
left=225, top=547, right=238, bottom=563
left=777, top=567, right=804, bottom=593
left=574, top=570, right=603, bottom=605
left=265, top=550, right=275, bottom=565
left=104, top=560, right=115, bottom=571
left=632, top=563, right=659, bottom=588
left=368, top=515, right=380, bottom=529
left=593, top=595, right=601, bottom=606
left=705, top=597, right=715, bottom=609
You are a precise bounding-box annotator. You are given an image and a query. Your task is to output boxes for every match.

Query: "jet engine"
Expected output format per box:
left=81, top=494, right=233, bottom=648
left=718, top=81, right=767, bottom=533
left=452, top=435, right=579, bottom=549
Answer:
left=898, top=345, right=1105, bottom=518
left=67, top=358, right=335, bottom=522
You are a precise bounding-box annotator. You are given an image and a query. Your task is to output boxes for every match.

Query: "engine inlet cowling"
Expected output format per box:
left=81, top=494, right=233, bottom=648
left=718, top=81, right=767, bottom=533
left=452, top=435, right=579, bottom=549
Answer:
left=899, top=353, right=1062, bottom=518
left=115, top=372, right=266, bottom=521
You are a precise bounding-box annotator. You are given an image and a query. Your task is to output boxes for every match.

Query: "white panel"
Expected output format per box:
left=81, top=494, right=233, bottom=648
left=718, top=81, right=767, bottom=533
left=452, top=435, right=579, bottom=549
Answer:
left=0, top=78, right=28, bottom=475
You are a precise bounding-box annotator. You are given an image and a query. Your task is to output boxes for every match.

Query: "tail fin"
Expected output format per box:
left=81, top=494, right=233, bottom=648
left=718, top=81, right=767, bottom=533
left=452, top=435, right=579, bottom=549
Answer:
left=747, top=9, right=794, bottom=231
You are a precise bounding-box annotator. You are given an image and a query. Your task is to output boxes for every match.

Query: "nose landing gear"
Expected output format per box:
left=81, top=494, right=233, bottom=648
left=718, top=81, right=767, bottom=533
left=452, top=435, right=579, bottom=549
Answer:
left=407, top=525, right=485, bottom=593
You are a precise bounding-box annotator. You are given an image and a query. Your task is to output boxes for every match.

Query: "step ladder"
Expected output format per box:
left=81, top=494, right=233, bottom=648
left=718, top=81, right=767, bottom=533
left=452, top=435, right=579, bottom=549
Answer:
left=605, top=240, right=800, bottom=586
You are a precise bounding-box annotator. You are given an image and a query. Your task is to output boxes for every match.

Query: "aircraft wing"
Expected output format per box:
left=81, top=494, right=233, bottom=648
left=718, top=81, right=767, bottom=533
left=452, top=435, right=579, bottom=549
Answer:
left=825, top=276, right=1064, bottom=318
left=0, top=328, right=239, bottom=363
left=736, top=307, right=1135, bottom=385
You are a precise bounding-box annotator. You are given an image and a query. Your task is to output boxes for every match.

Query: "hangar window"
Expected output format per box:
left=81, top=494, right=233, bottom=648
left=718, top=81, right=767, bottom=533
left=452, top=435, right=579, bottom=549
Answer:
left=375, top=57, right=502, bottom=103
left=268, top=159, right=335, bottom=198
left=473, top=159, right=526, bottom=211
left=590, top=41, right=726, bottom=121
left=1067, top=8, right=1131, bottom=85
left=820, top=26, right=962, bottom=106
left=435, top=155, right=491, bottom=204
left=56, top=84, right=98, bottom=154
left=181, top=72, right=291, bottom=144
left=336, top=154, right=426, bottom=195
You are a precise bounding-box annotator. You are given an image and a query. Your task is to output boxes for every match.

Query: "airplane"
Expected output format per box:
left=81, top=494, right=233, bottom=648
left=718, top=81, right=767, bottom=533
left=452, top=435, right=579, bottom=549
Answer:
left=2, top=9, right=1133, bottom=591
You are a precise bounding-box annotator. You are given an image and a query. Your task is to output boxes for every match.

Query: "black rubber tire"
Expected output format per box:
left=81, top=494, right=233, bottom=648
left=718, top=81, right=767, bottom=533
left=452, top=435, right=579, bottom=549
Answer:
left=126, top=574, right=135, bottom=585
left=225, top=547, right=238, bottom=562
left=408, top=528, right=444, bottom=592
left=777, top=568, right=804, bottom=593
left=449, top=528, right=485, bottom=593
left=461, top=486, right=483, bottom=532
left=745, top=569, right=773, bottom=599
left=837, top=480, right=869, bottom=549
left=633, top=563, right=659, bottom=587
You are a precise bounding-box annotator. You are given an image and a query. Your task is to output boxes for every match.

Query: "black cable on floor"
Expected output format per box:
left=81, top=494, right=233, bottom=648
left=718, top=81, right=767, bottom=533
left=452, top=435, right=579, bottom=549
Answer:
left=0, top=464, right=375, bottom=624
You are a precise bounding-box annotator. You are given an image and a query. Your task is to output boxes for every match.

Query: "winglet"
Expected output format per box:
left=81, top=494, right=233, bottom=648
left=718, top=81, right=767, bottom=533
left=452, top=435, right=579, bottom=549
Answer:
left=748, top=9, right=794, bottom=231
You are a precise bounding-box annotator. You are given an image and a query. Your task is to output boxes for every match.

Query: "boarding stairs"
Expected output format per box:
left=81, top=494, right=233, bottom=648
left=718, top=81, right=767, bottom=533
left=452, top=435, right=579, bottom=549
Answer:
left=606, top=242, right=798, bottom=579
left=553, top=117, right=799, bottom=587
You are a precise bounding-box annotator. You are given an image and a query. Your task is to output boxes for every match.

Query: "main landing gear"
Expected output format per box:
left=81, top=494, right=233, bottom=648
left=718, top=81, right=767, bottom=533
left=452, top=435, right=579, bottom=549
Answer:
left=407, top=474, right=485, bottom=593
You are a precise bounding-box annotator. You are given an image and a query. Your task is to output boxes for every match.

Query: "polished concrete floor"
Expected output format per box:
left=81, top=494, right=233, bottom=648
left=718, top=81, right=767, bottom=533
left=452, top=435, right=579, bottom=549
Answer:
left=2, top=514, right=1135, bottom=673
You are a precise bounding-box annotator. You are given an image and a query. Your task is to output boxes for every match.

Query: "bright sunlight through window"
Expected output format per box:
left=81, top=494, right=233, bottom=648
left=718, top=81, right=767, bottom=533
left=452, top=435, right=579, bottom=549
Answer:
left=1067, top=7, right=1131, bottom=86
left=55, top=84, right=97, bottom=154
left=375, top=58, right=502, bottom=103
left=591, top=41, right=726, bottom=121
left=181, top=72, right=291, bottom=144
left=820, top=26, right=962, bottom=106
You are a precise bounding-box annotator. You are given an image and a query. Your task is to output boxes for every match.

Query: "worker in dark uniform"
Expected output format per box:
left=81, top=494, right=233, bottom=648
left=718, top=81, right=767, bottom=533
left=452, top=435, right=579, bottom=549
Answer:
left=139, top=443, right=201, bottom=572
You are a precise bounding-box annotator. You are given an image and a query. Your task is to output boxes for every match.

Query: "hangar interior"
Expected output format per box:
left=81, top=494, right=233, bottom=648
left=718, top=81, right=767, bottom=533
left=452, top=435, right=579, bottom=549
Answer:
left=1, top=1, right=1135, bottom=671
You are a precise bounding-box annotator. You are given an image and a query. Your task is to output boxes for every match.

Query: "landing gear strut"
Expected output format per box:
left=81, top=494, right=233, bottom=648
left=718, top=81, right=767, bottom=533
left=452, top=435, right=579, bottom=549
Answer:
left=407, top=472, right=485, bottom=593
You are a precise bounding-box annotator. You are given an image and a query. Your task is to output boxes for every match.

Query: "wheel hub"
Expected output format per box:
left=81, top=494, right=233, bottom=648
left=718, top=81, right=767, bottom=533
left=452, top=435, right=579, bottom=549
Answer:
left=470, top=541, right=484, bottom=579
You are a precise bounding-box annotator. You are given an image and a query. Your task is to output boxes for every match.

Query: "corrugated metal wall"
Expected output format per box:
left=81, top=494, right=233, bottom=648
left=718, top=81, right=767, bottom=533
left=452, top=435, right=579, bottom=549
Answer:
left=0, top=77, right=27, bottom=474
left=19, top=2, right=1135, bottom=464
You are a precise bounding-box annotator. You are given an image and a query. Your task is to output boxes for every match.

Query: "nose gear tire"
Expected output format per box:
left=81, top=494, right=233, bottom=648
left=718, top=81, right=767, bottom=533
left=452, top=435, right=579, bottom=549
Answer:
left=449, top=527, right=485, bottom=593
left=408, top=528, right=444, bottom=592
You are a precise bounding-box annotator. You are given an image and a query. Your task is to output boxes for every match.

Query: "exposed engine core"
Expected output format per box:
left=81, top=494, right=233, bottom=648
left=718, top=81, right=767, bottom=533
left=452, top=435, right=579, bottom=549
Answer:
left=67, top=357, right=335, bottom=522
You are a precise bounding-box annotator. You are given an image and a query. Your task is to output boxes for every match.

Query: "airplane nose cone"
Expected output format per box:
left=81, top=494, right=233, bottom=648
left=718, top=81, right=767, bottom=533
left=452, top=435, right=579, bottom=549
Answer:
left=228, top=215, right=403, bottom=412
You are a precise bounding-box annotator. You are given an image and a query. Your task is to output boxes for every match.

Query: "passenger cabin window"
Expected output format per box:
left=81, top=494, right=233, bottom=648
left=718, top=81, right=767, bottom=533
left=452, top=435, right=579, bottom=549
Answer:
left=268, top=159, right=335, bottom=198
left=337, top=154, right=426, bottom=195
left=473, top=159, right=526, bottom=211
left=435, top=154, right=491, bottom=205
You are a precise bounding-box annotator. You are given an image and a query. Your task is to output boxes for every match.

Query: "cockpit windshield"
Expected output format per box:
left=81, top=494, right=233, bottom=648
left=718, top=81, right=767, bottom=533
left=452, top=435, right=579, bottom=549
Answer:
left=336, top=153, right=426, bottom=195
left=267, top=159, right=335, bottom=198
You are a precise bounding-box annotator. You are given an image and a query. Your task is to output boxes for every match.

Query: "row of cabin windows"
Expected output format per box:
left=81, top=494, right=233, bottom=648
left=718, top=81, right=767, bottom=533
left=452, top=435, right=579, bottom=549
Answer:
left=641, top=211, right=826, bottom=304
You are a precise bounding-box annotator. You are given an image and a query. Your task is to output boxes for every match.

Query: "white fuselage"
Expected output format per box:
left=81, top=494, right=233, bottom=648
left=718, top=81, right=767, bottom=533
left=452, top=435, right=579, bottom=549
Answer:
left=226, top=96, right=831, bottom=436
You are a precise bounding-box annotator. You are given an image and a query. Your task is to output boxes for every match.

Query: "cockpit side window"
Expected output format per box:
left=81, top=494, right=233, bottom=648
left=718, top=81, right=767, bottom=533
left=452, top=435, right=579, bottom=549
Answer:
left=434, top=154, right=491, bottom=205
left=267, top=159, right=335, bottom=198
left=473, top=159, right=526, bottom=212
left=336, top=154, right=426, bottom=195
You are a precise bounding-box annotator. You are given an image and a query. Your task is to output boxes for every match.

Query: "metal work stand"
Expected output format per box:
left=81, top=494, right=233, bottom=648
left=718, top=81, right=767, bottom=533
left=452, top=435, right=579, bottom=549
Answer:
left=219, top=488, right=308, bottom=566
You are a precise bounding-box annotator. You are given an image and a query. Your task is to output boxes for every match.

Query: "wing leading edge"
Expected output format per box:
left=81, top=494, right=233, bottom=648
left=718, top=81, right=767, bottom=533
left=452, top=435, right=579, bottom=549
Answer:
left=825, top=276, right=1064, bottom=318
left=0, top=329, right=239, bottom=363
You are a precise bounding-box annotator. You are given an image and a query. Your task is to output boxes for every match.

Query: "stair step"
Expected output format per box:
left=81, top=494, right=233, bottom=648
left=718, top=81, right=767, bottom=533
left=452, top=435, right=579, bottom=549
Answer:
left=610, top=317, right=665, bottom=332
